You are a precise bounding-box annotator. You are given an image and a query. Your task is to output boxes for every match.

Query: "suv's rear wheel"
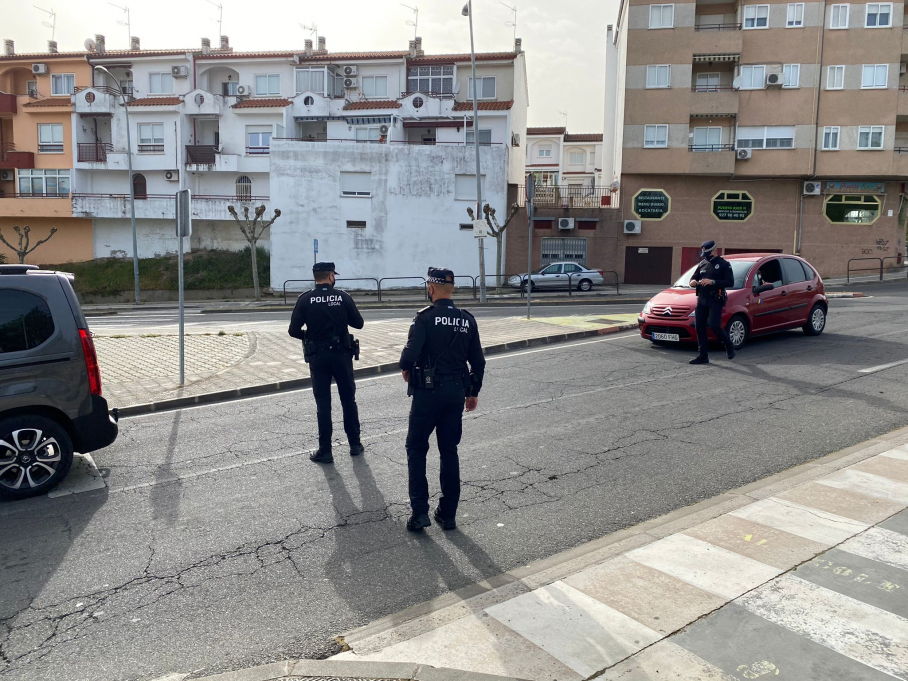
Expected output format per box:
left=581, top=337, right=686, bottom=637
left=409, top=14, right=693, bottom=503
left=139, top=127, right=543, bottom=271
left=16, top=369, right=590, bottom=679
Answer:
left=803, top=304, right=827, bottom=336
left=0, top=416, right=73, bottom=501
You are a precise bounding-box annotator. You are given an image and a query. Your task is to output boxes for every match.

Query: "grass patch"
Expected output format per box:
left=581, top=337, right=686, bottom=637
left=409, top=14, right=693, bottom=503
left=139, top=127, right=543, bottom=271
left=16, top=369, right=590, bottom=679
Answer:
left=42, top=247, right=269, bottom=296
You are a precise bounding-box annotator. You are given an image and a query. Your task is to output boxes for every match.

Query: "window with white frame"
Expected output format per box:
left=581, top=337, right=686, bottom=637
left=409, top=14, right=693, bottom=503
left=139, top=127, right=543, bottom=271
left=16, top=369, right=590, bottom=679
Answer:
left=149, top=72, right=174, bottom=94
left=235, top=175, right=252, bottom=201
left=254, top=74, right=280, bottom=96
left=787, top=3, right=804, bottom=26
left=50, top=73, right=74, bottom=95
left=830, top=4, right=849, bottom=28
left=355, top=127, right=383, bottom=142
left=246, top=125, right=272, bottom=154
left=120, top=79, right=133, bottom=96
left=865, top=3, right=892, bottom=26
left=822, top=126, right=840, bottom=150
left=137, top=123, right=165, bottom=153
left=26, top=79, right=37, bottom=97
left=361, top=75, right=389, bottom=98
left=783, top=64, right=800, bottom=88
left=408, top=65, right=454, bottom=94
left=466, top=129, right=493, bottom=145
left=454, top=174, right=486, bottom=200
left=340, top=171, right=372, bottom=197
left=827, top=65, right=845, bottom=89
left=861, top=64, right=889, bottom=88
left=222, top=81, right=239, bottom=96
left=295, top=68, right=327, bottom=95
left=649, top=4, right=674, bottom=28
left=538, top=145, right=552, bottom=157
left=17, top=168, right=70, bottom=196
left=744, top=5, right=770, bottom=28
left=740, top=65, right=766, bottom=89
left=858, top=125, right=885, bottom=149
left=468, top=76, right=497, bottom=99
left=646, top=64, right=671, bottom=88
left=695, top=72, right=720, bottom=91
left=736, top=125, right=795, bottom=149
left=569, top=151, right=586, bottom=164
left=644, top=124, right=669, bottom=147
left=692, top=127, right=722, bottom=151
left=37, top=123, right=63, bottom=153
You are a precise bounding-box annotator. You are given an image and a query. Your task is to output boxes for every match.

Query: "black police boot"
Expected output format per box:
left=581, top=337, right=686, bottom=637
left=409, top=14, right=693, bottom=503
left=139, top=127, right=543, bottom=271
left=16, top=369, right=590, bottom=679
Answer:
left=406, top=513, right=432, bottom=532
left=689, top=355, right=709, bottom=365
left=310, top=448, right=334, bottom=464
left=349, top=443, right=365, bottom=457
left=726, top=345, right=736, bottom=360
left=433, top=508, right=457, bottom=531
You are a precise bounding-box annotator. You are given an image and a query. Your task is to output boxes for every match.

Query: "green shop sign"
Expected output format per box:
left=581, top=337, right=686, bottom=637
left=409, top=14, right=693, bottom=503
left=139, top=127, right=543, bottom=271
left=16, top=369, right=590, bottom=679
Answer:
left=632, top=189, right=671, bottom=221
left=712, top=191, right=754, bottom=222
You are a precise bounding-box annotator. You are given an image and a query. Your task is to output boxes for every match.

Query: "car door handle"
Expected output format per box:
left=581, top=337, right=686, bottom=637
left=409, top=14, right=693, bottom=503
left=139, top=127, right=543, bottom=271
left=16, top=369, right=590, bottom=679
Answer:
left=807, top=285, right=813, bottom=291
left=780, top=291, right=788, bottom=296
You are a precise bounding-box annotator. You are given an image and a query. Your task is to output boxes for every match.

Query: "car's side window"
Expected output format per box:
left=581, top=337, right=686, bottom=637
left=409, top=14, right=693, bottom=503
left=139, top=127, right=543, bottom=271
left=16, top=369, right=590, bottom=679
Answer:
left=755, top=259, right=784, bottom=288
left=800, top=261, right=815, bottom=280
left=565, top=264, right=581, bottom=273
left=781, top=258, right=808, bottom=284
left=542, top=264, right=562, bottom=274
left=0, top=290, right=55, bottom=354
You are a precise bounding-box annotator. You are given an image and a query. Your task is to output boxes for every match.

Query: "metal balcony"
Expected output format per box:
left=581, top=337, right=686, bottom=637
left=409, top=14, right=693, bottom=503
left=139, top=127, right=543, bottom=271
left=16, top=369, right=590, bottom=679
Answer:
left=77, top=142, right=114, bottom=163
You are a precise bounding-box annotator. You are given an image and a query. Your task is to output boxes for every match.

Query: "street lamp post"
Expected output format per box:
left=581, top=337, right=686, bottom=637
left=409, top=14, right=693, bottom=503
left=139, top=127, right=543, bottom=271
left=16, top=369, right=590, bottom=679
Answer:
left=463, top=0, right=488, bottom=303
left=94, top=65, right=141, bottom=304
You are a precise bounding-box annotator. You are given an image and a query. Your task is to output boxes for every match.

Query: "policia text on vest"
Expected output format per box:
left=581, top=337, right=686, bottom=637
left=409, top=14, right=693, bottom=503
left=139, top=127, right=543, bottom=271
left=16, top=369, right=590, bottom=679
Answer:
left=399, top=267, right=487, bottom=532
left=288, top=262, right=365, bottom=463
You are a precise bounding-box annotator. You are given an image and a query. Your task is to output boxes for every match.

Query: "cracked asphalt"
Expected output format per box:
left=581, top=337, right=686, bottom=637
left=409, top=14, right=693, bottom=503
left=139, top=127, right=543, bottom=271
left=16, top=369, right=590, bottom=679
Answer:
left=2, top=280, right=908, bottom=681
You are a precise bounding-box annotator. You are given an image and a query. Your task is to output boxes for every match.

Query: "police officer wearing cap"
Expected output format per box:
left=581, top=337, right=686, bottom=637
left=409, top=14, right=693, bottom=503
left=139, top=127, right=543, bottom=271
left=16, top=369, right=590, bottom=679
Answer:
left=399, top=267, right=486, bottom=532
left=288, top=262, right=365, bottom=463
left=689, top=240, right=735, bottom=365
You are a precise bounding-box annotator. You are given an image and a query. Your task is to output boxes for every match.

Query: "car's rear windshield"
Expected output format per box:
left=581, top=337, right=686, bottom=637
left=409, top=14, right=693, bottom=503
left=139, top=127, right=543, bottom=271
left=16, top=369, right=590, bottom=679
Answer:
left=672, top=260, right=757, bottom=290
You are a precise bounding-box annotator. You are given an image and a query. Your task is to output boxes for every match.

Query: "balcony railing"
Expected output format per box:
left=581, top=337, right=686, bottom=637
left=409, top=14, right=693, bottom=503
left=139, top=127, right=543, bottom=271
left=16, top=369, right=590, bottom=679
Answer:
left=691, top=85, right=737, bottom=92
left=274, top=138, right=504, bottom=146
left=72, top=192, right=270, bottom=201
left=688, top=143, right=736, bottom=152
left=517, top=186, right=615, bottom=209
left=138, top=144, right=165, bottom=154
left=0, top=191, right=70, bottom=199
left=77, top=142, right=114, bottom=162
left=186, top=144, right=219, bottom=164
left=246, top=146, right=270, bottom=155
left=37, top=144, right=64, bottom=154
left=694, top=22, right=742, bottom=30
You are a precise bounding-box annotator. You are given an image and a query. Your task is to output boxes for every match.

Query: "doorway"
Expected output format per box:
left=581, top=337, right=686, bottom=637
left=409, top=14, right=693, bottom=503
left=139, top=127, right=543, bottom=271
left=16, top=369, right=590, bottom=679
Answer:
left=624, top=246, right=673, bottom=284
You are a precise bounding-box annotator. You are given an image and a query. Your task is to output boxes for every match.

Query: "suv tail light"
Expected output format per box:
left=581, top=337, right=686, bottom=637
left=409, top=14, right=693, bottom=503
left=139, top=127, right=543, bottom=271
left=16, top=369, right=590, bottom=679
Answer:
left=79, top=328, right=103, bottom=396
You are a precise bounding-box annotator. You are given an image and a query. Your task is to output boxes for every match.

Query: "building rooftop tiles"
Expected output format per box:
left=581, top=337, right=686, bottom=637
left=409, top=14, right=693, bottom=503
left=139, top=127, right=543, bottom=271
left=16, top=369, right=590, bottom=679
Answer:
left=21, top=97, right=73, bottom=107
left=342, top=100, right=403, bottom=110
left=564, top=133, right=603, bottom=142
left=527, top=127, right=566, bottom=136
left=452, top=100, right=514, bottom=111
left=409, top=52, right=518, bottom=64
left=232, top=98, right=291, bottom=108
left=127, top=97, right=183, bottom=106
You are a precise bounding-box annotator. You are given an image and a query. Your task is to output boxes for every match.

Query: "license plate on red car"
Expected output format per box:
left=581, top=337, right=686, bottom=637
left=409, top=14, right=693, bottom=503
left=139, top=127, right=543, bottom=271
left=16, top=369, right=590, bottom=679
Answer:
left=652, top=332, right=680, bottom=342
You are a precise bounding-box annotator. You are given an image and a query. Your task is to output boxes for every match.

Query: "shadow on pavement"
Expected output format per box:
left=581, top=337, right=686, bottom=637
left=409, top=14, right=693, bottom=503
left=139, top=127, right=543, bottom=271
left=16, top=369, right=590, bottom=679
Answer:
left=150, top=410, right=184, bottom=526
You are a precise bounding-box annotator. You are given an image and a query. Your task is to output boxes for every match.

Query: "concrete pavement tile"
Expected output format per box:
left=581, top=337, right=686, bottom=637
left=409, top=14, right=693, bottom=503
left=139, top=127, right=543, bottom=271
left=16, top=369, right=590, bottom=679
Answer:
left=729, top=498, right=869, bottom=545
left=291, top=659, right=419, bottom=679
left=880, top=507, right=908, bottom=535
left=738, top=574, right=908, bottom=679
left=596, top=641, right=736, bottom=680
left=841, top=526, right=908, bottom=572
left=563, top=555, right=726, bottom=635
left=773, top=480, right=906, bottom=524
left=796, top=547, right=908, bottom=618
left=735, top=464, right=827, bottom=501
left=682, top=513, right=827, bottom=571
left=485, top=581, right=661, bottom=678
left=625, top=533, right=781, bottom=600
left=340, top=613, right=581, bottom=681
left=414, top=665, right=530, bottom=681
left=816, top=468, right=908, bottom=504
left=851, top=454, right=908, bottom=483
left=641, top=495, right=753, bottom=539
left=881, top=446, right=908, bottom=460
left=674, top=602, right=895, bottom=681
left=191, top=660, right=296, bottom=681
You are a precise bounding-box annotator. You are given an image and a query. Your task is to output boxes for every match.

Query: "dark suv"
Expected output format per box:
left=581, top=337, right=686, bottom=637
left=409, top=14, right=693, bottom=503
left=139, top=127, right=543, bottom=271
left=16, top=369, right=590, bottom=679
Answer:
left=0, top=264, right=118, bottom=500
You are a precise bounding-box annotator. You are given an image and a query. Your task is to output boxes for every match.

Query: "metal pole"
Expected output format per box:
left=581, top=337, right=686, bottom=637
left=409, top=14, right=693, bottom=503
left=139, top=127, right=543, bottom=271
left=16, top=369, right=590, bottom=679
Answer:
left=526, top=178, right=535, bottom=320
left=467, top=0, right=487, bottom=303
left=178, top=231, right=185, bottom=386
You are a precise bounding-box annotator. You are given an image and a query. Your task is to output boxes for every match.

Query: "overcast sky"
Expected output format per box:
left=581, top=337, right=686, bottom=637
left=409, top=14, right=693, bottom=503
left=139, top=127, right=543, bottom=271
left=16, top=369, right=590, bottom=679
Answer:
left=3, top=0, right=618, bottom=132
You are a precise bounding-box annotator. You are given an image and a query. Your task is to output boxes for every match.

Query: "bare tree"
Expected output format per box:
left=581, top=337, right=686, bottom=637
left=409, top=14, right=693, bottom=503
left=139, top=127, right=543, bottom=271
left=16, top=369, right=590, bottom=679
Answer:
left=0, top=225, right=58, bottom=264
left=227, top=204, right=280, bottom=301
left=467, top=203, right=519, bottom=287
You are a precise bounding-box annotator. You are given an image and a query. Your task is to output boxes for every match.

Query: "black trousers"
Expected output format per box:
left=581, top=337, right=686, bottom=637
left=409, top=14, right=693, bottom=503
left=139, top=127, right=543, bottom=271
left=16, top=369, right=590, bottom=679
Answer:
left=405, top=377, right=465, bottom=518
left=695, top=295, right=732, bottom=356
left=309, top=350, right=360, bottom=450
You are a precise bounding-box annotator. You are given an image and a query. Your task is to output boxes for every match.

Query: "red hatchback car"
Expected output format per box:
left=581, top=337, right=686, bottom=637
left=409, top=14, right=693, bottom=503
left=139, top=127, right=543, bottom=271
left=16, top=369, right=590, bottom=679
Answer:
left=638, top=253, right=828, bottom=351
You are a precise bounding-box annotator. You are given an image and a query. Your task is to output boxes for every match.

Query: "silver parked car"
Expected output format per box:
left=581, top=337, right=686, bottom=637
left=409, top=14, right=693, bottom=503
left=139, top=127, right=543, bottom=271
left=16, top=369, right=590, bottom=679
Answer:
left=508, top=262, right=605, bottom=292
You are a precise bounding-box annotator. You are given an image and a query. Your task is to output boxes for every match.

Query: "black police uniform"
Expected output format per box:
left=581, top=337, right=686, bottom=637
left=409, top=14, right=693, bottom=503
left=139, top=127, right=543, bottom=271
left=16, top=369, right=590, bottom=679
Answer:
left=399, top=268, right=486, bottom=531
left=690, top=241, right=735, bottom=362
left=288, top=262, right=365, bottom=461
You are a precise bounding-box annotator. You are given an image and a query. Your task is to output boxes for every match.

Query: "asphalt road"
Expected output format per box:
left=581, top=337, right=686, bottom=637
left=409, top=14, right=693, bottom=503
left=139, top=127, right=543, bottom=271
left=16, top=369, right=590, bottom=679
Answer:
left=2, top=281, right=908, bottom=681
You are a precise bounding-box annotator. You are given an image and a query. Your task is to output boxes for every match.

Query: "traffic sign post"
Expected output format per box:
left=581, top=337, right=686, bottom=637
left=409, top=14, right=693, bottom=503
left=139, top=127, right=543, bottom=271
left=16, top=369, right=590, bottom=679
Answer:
left=175, top=189, right=191, bottom=386
left=525, top=175, right=535, bottom=320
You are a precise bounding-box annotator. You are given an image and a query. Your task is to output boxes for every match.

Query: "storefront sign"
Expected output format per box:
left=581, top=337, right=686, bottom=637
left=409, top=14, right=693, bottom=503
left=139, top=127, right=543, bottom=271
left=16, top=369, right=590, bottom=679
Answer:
left=825, top=181, right=885, bottom=193
left=632, top=189, right=671, bottom=221
left=711, top=191, right=754, bottom=222
left=638, top=248, right=649, bottom=254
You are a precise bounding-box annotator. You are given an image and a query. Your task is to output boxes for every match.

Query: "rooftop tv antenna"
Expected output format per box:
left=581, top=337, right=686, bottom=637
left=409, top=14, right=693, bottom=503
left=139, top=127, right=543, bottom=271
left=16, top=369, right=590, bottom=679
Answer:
left=559, top=109, right=568, bottom=129
left=206, top=0, right=223, bottom=39
left=401, top=4, right=418, bottom=40
left=34, top=5, right=57, bottom=41
left=300, top=22, right=318, bottom=39
left=109, top=3, right=131, bottom=47
left=500, top=1, right=517, bottom=42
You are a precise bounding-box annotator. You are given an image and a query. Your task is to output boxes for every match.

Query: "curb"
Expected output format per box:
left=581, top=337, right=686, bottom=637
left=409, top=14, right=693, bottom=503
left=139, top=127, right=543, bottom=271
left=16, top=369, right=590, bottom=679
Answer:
left=184, top=659, right=529, bottom=681
left=200, top=298, right=651, bottom=314
left=117, top=323, right=638, bottom=418
left=827, top=292, right=867, bottom=298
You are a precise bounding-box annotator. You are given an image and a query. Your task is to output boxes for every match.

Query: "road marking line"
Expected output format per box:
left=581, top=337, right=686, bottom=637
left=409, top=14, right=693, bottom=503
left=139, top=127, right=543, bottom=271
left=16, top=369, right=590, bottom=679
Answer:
left=816, top=469, right=908, bottom=504
left=858, top=358, right=908, bottom=373
left=47, top=453, right=106, bottom=497
left=840, top=527, right=908, bottom=572
left=730, top=498, right=869, bottom=546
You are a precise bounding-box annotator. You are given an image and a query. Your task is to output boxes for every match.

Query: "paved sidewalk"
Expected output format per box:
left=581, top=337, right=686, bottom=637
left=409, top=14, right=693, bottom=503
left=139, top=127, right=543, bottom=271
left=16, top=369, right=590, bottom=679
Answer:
left=93, top=313, right=639, bottom=410
left=329, top=434, right=908, bottom=680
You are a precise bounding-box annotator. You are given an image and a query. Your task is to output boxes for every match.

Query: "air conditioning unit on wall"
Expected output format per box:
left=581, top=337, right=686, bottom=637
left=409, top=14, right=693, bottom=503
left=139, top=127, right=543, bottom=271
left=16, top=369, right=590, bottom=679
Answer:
left=765, top=72, right=783, bottom=87
left=624, top=220, right=641, bottom=234
left=736, top=148, right=752, bottom=160
left=344, top=77, right=358, bottom=89
left=803, top=181, right=821, bottom=195
left=558, top=218, right=574, bottom=230
left=0, top=170, right=11, bottom=181
left=164, top=170, right=178, bottom=181
left=343, top=65, right=358, bottom=77
left=236, top=85, right=251, bottom=96
left=32, top=63, right=48, bottom=75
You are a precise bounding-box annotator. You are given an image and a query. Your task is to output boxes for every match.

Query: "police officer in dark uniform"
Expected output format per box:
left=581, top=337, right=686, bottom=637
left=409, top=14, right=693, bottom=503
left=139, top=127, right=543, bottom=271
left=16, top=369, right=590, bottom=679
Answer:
left=288, top=262, right=365, bottom=463
left=689, top=240, right=736, bottom=365
left=399, top=267, right=486, bottom=532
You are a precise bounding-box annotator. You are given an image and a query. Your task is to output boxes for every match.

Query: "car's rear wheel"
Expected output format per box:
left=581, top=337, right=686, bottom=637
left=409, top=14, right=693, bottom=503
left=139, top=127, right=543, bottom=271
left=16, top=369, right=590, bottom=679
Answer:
left=577, top=278, right=593, bottom=292
left=803, top=304, right=826, bottom=336
left=726, top=315, right=749, bottom=351
left=0, top=416, right=74, bottom=501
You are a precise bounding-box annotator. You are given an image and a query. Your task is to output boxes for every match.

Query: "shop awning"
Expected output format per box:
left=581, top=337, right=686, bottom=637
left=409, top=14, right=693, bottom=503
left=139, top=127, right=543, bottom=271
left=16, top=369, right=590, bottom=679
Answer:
left=344, top=116, right=394, bottom=125
left=692, top=54, right=740, bottom=63
left=402, top=120, right=472, bottom=128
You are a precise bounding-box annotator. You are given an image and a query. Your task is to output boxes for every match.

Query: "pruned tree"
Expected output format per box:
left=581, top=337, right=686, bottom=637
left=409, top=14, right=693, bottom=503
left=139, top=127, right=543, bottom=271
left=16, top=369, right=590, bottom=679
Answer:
left=0, top=225, right=58, bottom=264
left=227, top=204, right=280, bottom=300
left=467, top=203, right=519, bottom=287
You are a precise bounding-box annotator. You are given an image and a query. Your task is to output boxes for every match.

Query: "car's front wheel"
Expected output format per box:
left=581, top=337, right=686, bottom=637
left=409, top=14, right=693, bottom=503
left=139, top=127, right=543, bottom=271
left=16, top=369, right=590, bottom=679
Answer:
left=0, top=415, right=74, bottom=501
left=520, top=280, right=536, bottom=293
left=726, top=315, right=749, bottom=351
left=803, top=304, right=826, bottom=336
left=577, top=278, right=593, bottom=292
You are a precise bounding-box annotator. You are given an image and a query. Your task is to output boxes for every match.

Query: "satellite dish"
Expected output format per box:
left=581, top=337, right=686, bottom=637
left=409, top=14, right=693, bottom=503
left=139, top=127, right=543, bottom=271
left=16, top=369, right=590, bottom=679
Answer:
left=732, top=76, right=743, bottom=90
left=84, top=38, right=97, bottom=52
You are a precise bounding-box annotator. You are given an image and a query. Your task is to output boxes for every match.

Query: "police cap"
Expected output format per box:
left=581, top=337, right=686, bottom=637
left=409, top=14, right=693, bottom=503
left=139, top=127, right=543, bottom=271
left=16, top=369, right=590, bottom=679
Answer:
left=700, top=240, right=716, bottom=253
left=427, top=267, right=455, bottom=284
left=313, top=262, right=338, bottom=274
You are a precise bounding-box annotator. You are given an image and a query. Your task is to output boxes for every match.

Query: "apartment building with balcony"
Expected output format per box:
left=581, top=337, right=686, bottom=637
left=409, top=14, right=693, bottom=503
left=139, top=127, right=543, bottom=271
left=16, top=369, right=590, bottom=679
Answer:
left=0, top=40, right=93, bottom=263
left=604, top=0, right=908, bottom=283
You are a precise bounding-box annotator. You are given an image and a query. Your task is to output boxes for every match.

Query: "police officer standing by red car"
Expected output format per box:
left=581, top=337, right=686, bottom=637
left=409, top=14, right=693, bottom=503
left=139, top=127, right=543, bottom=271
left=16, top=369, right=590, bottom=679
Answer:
left=689, top=240, right=736, bottom=365
left=399, top=267, right=486, bottom=533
